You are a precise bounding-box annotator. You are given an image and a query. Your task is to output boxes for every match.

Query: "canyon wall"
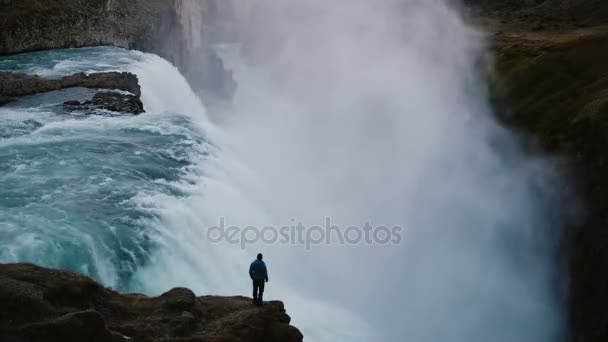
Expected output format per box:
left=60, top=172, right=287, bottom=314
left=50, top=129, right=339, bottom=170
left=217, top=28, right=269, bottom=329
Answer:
left=482, top=1, right=608, bottom=341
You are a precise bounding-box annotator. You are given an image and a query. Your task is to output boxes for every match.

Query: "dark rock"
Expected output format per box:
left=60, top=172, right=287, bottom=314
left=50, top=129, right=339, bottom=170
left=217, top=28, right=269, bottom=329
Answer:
left=0, top=1, right=165, bottom=55
left=63, top=100, right=81, bottom=106
left=0, top=95, right=11, bottom=106
left=1, top=71, right=144, bottom=115
left=170, top=311, right=198, bottom=337
left=62, top=73, right=141, bottom=97
left=20, top=310, right=122, bottom=342
left=63, top=92, right=145, bottom=115
left=482, top=3, right=608, bottom=341
left=181, top=311, right=195, bottom=319
left=159, top=287, right=196, bottom=311
left=532, top=22, right=544, bottom=31
left=0, top=263, right=303, bottom=342
left=0, top=71, right=141, bottom=105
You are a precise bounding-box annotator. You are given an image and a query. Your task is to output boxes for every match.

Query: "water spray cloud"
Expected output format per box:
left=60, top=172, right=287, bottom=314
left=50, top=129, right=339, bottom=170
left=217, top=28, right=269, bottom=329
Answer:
left=138, top=0, right=572, bottom=340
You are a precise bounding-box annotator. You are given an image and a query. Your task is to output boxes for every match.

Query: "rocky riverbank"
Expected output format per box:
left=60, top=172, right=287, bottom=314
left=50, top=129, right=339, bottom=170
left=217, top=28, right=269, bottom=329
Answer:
left=0, top=263, right=303, bottom=342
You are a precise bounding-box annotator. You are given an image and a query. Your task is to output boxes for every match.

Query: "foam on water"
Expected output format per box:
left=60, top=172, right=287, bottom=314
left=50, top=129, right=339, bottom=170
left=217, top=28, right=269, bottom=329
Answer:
left=0, top=47, right=141, bottom=78
left=0, top=47, right=211, bottom=291
left=0, top=5, right=572, bottom=336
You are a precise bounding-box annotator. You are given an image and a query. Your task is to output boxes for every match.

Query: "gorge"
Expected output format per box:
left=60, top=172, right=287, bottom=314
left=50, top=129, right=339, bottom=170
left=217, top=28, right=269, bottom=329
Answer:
left=1, top=1, right=608, bottom=341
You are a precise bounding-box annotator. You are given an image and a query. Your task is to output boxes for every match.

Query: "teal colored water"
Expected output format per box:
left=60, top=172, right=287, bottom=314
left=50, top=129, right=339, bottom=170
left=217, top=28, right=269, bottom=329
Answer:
left=0, top=47, right=141, bottom=78
left=0, top=47, right=208, bottom=291
left=0, top=37, right=570, bottom=341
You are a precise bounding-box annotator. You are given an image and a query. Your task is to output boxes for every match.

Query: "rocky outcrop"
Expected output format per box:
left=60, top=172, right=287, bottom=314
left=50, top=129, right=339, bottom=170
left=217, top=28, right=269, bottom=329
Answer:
left=480, top=2, right=608, bottom=341
left=0, top=263, right=303, bottom=342
left=0, top=71, right=144, bottom=115
left=0, top=0, right=235, bottom=103
left=0, top=71, right=140, bottom=102
left=64, top=92, right=144, bottom=115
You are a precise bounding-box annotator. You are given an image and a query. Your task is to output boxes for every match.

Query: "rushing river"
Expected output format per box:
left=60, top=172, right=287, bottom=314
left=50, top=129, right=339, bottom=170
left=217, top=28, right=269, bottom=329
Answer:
left=0, top=48, right=213, bottom=291
left=0, top=2, right=573, bottom=339
left=0, top=46, right=371, bottom=341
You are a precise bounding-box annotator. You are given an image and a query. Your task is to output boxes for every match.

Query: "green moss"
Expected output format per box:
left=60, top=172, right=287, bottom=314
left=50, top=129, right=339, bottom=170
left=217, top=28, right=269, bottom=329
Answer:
left=492, top=26, right=608, bottom=152
left=491, top=25, right=608, bottom=340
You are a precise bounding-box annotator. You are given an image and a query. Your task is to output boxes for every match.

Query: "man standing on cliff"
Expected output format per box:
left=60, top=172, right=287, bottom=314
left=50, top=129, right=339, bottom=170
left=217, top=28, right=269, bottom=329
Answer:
left=250, top=253, right=269, bottom=306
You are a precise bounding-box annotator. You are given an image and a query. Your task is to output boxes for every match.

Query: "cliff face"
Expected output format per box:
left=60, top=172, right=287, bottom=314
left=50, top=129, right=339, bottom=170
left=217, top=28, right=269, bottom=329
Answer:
left=481, top=1, right=608, bottom=341
left=0, top=263, right=303, bottom=342
left=0, top=0, right=175, bottom=56
left=167, top=0, right=237, bottom=104
left=0, top=0, right=235, bottom=102
left=475, top=0, right=608, bottom=27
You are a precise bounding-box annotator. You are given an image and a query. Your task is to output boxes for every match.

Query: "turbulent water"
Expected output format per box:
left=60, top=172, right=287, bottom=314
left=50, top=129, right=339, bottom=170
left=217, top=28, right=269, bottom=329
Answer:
left=0, top=47, right=212, bottom=291
left=0, top=46, right=360, bottom=340
left=0, top=2, right=572, bottom=341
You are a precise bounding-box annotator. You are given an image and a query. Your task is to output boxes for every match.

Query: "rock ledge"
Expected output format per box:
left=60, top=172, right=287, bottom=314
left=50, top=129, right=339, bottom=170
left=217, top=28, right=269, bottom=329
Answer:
left=0, top=263, right=303, bottom=342
left=0, top=71, right=141, bottom=105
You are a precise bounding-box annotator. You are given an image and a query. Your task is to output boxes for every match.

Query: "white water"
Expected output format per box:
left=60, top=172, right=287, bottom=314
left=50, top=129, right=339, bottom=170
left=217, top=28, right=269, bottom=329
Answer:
left=129, top=1, right=563, bottom=342
left=127, top=2, right=570, bottom=341
left=125, top=52, right=368, bottom=342
left=0, top=0, right=566, bottom=340
left=0, top=47, right=213, bottom=291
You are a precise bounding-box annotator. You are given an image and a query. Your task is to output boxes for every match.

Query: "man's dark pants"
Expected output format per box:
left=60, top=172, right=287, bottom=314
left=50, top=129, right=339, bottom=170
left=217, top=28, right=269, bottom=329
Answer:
left=252, top=279, right=265, bottom=304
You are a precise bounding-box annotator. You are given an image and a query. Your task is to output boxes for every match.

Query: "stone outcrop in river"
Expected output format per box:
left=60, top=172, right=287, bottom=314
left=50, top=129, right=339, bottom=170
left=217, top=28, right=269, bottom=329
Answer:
left=0, top=71, right=144, bottom=114
left=0, top=263, right=303, bottom=342
left=64, top=92, right=144, bottom=115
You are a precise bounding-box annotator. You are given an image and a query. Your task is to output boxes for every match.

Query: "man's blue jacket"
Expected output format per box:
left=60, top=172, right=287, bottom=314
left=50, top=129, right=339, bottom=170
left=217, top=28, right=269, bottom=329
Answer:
left=249, top=259, right=268, bottom=282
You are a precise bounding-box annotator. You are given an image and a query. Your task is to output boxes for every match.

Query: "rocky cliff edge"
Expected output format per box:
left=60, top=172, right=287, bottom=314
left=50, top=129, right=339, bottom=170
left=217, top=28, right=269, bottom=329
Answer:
left=0, top=263, right=303, bottom=342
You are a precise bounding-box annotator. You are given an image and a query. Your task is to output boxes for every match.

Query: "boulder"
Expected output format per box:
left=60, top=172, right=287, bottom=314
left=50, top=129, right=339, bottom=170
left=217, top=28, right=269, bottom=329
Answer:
left=63, top=92, right=145, bottom=115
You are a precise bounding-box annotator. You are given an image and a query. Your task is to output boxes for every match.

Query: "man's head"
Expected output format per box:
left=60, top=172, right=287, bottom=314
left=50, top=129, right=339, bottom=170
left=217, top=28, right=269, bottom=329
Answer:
left=257, top=253, right=263, bottom=261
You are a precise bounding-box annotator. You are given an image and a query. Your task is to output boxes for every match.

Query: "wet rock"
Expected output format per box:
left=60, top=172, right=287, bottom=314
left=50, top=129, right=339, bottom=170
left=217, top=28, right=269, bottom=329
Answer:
left=0, top=95, right=11, bottom=106
left=0, top=263, right=303, bottom=342
left=0, top=71, right=141, bottom=105
left=62, top=73, right=141, bottom=97
left=63, top=92, right=144, bottom=115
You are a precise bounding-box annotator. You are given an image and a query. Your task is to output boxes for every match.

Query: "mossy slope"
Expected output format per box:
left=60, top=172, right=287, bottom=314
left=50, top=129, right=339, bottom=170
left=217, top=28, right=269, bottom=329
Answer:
left=490, top=18, right=608, bottom=342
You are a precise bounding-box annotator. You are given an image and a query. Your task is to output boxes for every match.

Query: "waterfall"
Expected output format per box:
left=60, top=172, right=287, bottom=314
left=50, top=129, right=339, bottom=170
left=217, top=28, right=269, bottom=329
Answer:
left=0, top=47, right=212, bottom=291
left=0, top=0, right=574, bottom=341
left=174, top=0, right=208, bottom=50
